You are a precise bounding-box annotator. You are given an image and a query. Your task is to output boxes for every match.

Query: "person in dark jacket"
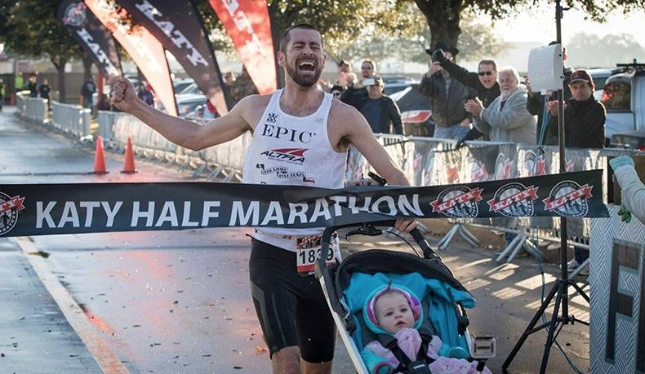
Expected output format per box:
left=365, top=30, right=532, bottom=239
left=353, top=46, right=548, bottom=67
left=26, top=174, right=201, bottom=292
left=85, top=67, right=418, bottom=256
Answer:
left=39, top=78, right=51, bottom=111
left=546, top=69, right=605, bottom=149
left=357, top=75, right=403, bottom=134
left=432, top=49, right=501, bottom=144
left=418, top=42, right=471, bottom=140
left=548, top=69, right=605, bottom=275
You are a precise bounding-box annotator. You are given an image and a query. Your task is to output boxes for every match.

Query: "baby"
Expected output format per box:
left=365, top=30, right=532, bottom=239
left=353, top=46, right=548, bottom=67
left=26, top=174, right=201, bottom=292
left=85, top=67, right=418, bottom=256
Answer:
left=361, top=285, right=493, bottom=374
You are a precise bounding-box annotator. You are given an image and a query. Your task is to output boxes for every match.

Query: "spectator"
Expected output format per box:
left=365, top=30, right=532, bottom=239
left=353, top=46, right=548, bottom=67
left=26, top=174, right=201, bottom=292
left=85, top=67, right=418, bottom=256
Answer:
left=230, top=65, right=258, bottom=105
left=418, top=42, right=471, bottom=140
left=27, top=73, right=38, bottom=98
left=357, top=75, right=403, bottom=135
left=525, top=42, right=573, bottom=145
left=0, top=78, right=4, bottom=111
left=465, top=66, right=537, bottom=248
left=329, top=84, right=344, bottom=100
left=39, top=78, right=51, bottom=111
left=547, top=69, right=605, bottom=275
left=96, top=93, right=111, bottom=111
left=320, top=59, right=352, bottom=91
left=610, top=156, right=645, bottom=225
left=465, top=66, right=536, bottom=144
left=81, top=77, right=96, bottom=109
left=341, top=59, right=376, bottom=109
left=223, top=71, right=236, bottom=87
left=433, top=50, right=501, bottom=144
left=137, top=82, right=155, bottom=107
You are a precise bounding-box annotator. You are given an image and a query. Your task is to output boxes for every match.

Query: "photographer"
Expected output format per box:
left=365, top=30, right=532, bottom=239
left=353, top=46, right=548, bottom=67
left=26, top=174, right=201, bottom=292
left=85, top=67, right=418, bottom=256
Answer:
left=341, top=59, right=376, bottom=110
left=418, top=42, right=471, bottom=140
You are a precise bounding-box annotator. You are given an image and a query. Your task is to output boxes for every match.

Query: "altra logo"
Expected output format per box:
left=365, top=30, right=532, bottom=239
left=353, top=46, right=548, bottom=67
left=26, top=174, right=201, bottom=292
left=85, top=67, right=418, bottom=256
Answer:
left=0, top=192, right=25, bottom=236
left=260, top=148, right=308, bottom=164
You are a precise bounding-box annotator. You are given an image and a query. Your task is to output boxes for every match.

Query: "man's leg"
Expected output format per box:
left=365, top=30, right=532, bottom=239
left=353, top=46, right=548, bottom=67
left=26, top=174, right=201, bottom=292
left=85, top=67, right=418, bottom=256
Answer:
left=272, top=346, right=302, bottom=374
left=301, top=359, right=333, bottom=374
left=270, top=347, right=333, bottom=374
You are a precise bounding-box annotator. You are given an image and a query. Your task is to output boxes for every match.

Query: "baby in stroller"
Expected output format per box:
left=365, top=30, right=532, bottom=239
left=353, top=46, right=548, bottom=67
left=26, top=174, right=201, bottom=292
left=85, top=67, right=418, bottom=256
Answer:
left=361, top=284, right=493, bottom=374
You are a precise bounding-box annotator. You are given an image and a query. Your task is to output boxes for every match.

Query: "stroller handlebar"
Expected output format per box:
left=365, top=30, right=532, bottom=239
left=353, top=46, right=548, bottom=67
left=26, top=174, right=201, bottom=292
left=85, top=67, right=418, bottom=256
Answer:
left=317, top=219, right=440, bottom=276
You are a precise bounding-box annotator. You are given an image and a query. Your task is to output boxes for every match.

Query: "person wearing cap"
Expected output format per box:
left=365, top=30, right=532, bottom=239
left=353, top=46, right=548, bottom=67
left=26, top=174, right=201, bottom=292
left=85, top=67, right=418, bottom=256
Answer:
left=547, top=68, right=605, bottom=275
left=546, top=69, right=605, bottom=148
left=355, top=75, right=403, bottom=135
left=418, top=41, right=471, bottom=140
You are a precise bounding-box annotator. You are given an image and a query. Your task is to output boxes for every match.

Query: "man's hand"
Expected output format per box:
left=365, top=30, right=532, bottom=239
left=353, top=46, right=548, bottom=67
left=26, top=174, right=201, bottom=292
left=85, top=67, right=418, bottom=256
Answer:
left=110, top=77, right=138, bottom=112
left=426, top=62, right=442, bottom=78
left=464, top=98, right=483, bottom=118
left=431, top=48, right=446, bottom=63
left=546, top=100, right=559, bottom=117
left=524, top=76, right=533, bottom=95
left=395, top=218, right=418, bottom=233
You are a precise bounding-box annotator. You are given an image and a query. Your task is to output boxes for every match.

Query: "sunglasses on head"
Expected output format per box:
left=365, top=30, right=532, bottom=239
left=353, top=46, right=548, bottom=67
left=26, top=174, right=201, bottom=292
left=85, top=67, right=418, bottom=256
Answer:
left=478, top=71, right=495, bottom=76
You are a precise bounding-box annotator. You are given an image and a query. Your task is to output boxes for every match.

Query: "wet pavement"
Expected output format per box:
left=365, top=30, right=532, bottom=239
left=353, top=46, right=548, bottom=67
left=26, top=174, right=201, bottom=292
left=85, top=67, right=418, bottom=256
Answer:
left=0, top=107, right=591, bottom=373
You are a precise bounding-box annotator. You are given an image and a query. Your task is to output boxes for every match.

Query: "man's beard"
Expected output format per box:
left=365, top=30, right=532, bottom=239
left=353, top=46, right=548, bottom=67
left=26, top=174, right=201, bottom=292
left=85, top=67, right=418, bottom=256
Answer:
left=285, top=62, right=322, bottom=88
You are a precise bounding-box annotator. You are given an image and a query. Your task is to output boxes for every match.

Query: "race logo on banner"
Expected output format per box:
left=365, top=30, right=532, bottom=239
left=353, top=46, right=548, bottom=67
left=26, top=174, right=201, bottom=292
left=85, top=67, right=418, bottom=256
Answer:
left=542, top=181, right=593, bottom=217
left=0, top=171, right=609, bottom=237
left=57, top=1, right=122, bottom=79
left=487, top=183, right=539, bottom=217
left=84, top=0, right=178, bottom=117
left=117, top=0, right=230, bottom=115
left=0, top=193, right=25, bottom=236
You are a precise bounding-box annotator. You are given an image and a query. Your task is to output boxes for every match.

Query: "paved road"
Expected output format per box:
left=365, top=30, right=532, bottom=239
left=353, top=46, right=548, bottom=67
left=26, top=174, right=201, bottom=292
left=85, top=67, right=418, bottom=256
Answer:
left=0, top=108, right=591, bottom=373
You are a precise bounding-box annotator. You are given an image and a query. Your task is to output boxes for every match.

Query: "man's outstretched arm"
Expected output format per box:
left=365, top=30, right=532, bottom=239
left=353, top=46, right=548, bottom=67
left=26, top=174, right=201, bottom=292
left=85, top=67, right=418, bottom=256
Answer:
left=111, top=77, right=253, bottom=151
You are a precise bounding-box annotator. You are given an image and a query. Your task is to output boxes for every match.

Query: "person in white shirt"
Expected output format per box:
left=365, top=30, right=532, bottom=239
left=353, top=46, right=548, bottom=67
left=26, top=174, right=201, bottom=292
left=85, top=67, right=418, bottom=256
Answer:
left=111, top=23, right=417, bottom=374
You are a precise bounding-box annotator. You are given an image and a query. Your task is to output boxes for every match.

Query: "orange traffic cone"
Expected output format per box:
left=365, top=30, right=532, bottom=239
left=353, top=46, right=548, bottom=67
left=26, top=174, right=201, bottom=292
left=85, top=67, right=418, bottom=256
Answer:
left=121, top=137, right=137, bottom=173
left=93, top=136, right=108, bottom=174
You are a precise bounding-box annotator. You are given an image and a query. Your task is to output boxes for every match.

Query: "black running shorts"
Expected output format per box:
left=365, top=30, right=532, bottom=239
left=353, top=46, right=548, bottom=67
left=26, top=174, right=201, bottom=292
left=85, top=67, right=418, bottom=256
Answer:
left=249, top=238, right=336, bottom=362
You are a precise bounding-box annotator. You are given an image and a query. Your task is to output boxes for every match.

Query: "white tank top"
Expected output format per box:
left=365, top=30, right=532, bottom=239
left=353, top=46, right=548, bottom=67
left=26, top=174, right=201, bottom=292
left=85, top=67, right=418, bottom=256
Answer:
left=242, top=89, right=347, bottom=251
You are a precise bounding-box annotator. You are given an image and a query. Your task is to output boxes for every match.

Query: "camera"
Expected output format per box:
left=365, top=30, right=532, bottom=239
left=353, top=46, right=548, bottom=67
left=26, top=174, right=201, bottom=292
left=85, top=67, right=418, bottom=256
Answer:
left=363, top=78, right=375, bottom=86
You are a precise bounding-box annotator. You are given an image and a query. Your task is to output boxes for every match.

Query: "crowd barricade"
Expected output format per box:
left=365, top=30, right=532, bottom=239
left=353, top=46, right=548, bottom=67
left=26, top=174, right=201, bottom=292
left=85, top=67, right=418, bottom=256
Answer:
left=14, top=92, right=49, bottom=125
left=97, top=110, right=123, bottom=145
left=50, top=102, right=91, bottom=138
left=346, top=135, right=642, bottom=263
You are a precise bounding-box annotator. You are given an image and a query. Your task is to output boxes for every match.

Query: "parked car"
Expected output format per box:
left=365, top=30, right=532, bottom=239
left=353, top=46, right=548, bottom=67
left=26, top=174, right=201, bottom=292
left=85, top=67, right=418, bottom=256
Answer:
left=176, top=93, right=210, bottom=118
left=600, top=61, right=645, bottom=147
left=391, top=84, right=434, bottom=137
left=173, top=78, right=195, bottom=95
left=382, top=76, right=419, bottom=96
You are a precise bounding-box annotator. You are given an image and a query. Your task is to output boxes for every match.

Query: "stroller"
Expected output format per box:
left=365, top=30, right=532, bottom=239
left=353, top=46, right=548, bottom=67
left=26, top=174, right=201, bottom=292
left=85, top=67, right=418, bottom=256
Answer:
left=315, top=220, right=494, bottom=374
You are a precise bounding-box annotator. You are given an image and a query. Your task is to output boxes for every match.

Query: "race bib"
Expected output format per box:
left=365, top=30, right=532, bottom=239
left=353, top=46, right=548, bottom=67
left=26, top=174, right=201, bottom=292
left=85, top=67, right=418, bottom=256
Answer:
left=296, top=233, right=339, bottom=274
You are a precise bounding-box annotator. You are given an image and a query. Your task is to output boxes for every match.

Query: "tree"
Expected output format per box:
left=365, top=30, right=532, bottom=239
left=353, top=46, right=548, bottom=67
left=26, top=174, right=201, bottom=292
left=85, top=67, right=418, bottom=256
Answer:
left=567, top=32, right=645, bottom=68
left=406, top=0, right=645, bottom=57
left=0, top=0, right=87, bottom=103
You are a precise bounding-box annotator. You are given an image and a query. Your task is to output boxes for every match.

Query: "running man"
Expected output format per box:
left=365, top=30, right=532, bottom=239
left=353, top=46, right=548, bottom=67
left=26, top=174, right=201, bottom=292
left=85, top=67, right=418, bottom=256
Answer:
left=111, top=24, right=417, bottom=374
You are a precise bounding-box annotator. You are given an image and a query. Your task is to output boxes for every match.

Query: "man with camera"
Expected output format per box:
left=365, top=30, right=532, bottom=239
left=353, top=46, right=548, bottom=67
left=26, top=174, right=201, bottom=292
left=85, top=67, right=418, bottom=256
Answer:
left=418, top=41, right=471, bottom=140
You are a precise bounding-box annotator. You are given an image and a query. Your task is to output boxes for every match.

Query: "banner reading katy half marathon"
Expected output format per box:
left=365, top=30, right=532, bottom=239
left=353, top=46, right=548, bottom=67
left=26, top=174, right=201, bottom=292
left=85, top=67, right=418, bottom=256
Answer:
left=57, top=0, right=123, bottom=79
left=0, top=171, right=608, bottom=237
left=84, top=0, right=178, bottom=117
left=117, top=0, right=230, bottom=115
